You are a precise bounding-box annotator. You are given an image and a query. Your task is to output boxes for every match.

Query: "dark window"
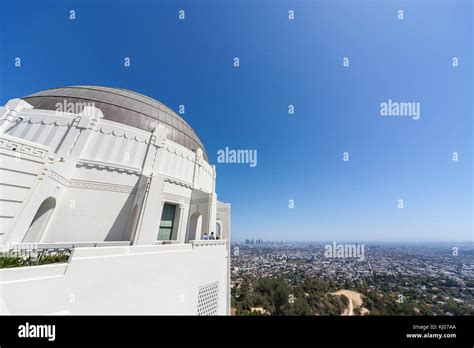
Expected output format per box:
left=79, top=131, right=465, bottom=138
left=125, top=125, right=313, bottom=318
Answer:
left=158, top=203, right=176, bottom=240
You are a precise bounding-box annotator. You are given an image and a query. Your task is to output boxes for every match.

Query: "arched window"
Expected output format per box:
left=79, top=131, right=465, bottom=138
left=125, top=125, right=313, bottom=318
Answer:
left=23, top=197, right=56, bottom=243
left=187, top=212, right=202, bottom=242
left=216, top=220, right=223, bottom=240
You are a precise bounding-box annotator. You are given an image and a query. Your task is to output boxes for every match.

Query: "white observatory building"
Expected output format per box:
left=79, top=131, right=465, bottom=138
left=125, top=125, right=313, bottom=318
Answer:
left=0, top=86, right=231, bottom=315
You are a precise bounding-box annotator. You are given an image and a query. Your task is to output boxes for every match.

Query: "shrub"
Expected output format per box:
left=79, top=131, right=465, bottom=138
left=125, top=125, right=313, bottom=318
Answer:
left=0, top=251, right=70, bottom=269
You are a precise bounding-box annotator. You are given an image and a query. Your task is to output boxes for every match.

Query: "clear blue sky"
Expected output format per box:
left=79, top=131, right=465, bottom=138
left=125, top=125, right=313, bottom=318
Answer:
left=0, top=0, right=472, bottom=242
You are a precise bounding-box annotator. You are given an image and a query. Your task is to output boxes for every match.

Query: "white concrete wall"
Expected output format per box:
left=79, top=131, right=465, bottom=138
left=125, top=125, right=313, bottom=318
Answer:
left=44, top=185, right=137, bottom=242
left=0, top=242, right=228, bottom=315
left=0, top=133, right=51, bottom=245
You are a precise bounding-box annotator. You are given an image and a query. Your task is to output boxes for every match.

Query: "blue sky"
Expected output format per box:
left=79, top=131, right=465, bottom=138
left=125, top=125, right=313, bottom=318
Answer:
left=0, top=0, right=472, bottom=242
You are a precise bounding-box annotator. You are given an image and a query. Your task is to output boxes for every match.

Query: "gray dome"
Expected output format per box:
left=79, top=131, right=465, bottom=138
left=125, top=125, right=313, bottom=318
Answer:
left=23, top=85, right=208, bottom=161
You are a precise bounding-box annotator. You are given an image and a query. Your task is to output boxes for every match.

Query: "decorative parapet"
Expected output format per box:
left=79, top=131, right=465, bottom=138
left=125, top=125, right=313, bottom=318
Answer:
left=76, top=159, right=142, bottom=174
left=164, top=142, right=197, bottom=163
left=0, top=99, right=33, bottom=133
left=163, top=176, right=193, bottom=189
left=0, top=133, right=50, bottom=160
left=91, top=123, right=149, bottom=144
left=48, top=170, right=137, bottom=194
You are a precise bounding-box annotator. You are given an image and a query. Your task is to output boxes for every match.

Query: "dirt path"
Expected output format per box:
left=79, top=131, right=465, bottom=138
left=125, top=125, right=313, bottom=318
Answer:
left=331, top=290, right=368, bottom=316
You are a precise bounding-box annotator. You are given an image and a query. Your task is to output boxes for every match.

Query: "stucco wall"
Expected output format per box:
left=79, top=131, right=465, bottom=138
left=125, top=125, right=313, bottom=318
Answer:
left=0, top=133, right=51, bottom=245
left=0, top=242, right=228, bottom=315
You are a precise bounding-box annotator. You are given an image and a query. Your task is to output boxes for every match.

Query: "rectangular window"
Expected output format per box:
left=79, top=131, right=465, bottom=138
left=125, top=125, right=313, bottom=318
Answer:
left=158, top=203, right=176, bottom=240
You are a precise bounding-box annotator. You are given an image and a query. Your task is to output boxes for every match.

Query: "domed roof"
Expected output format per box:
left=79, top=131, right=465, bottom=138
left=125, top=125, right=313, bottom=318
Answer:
left=23, top=85, right=208, bottom=161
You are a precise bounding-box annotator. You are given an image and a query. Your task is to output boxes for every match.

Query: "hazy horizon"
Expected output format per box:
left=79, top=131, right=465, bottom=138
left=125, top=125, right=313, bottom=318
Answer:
left=233, top=238, right=473, bottom=244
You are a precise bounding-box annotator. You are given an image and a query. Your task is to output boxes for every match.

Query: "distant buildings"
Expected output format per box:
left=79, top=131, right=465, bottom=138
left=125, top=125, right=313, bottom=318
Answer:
left=231, top=242, right=474, bottom=315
